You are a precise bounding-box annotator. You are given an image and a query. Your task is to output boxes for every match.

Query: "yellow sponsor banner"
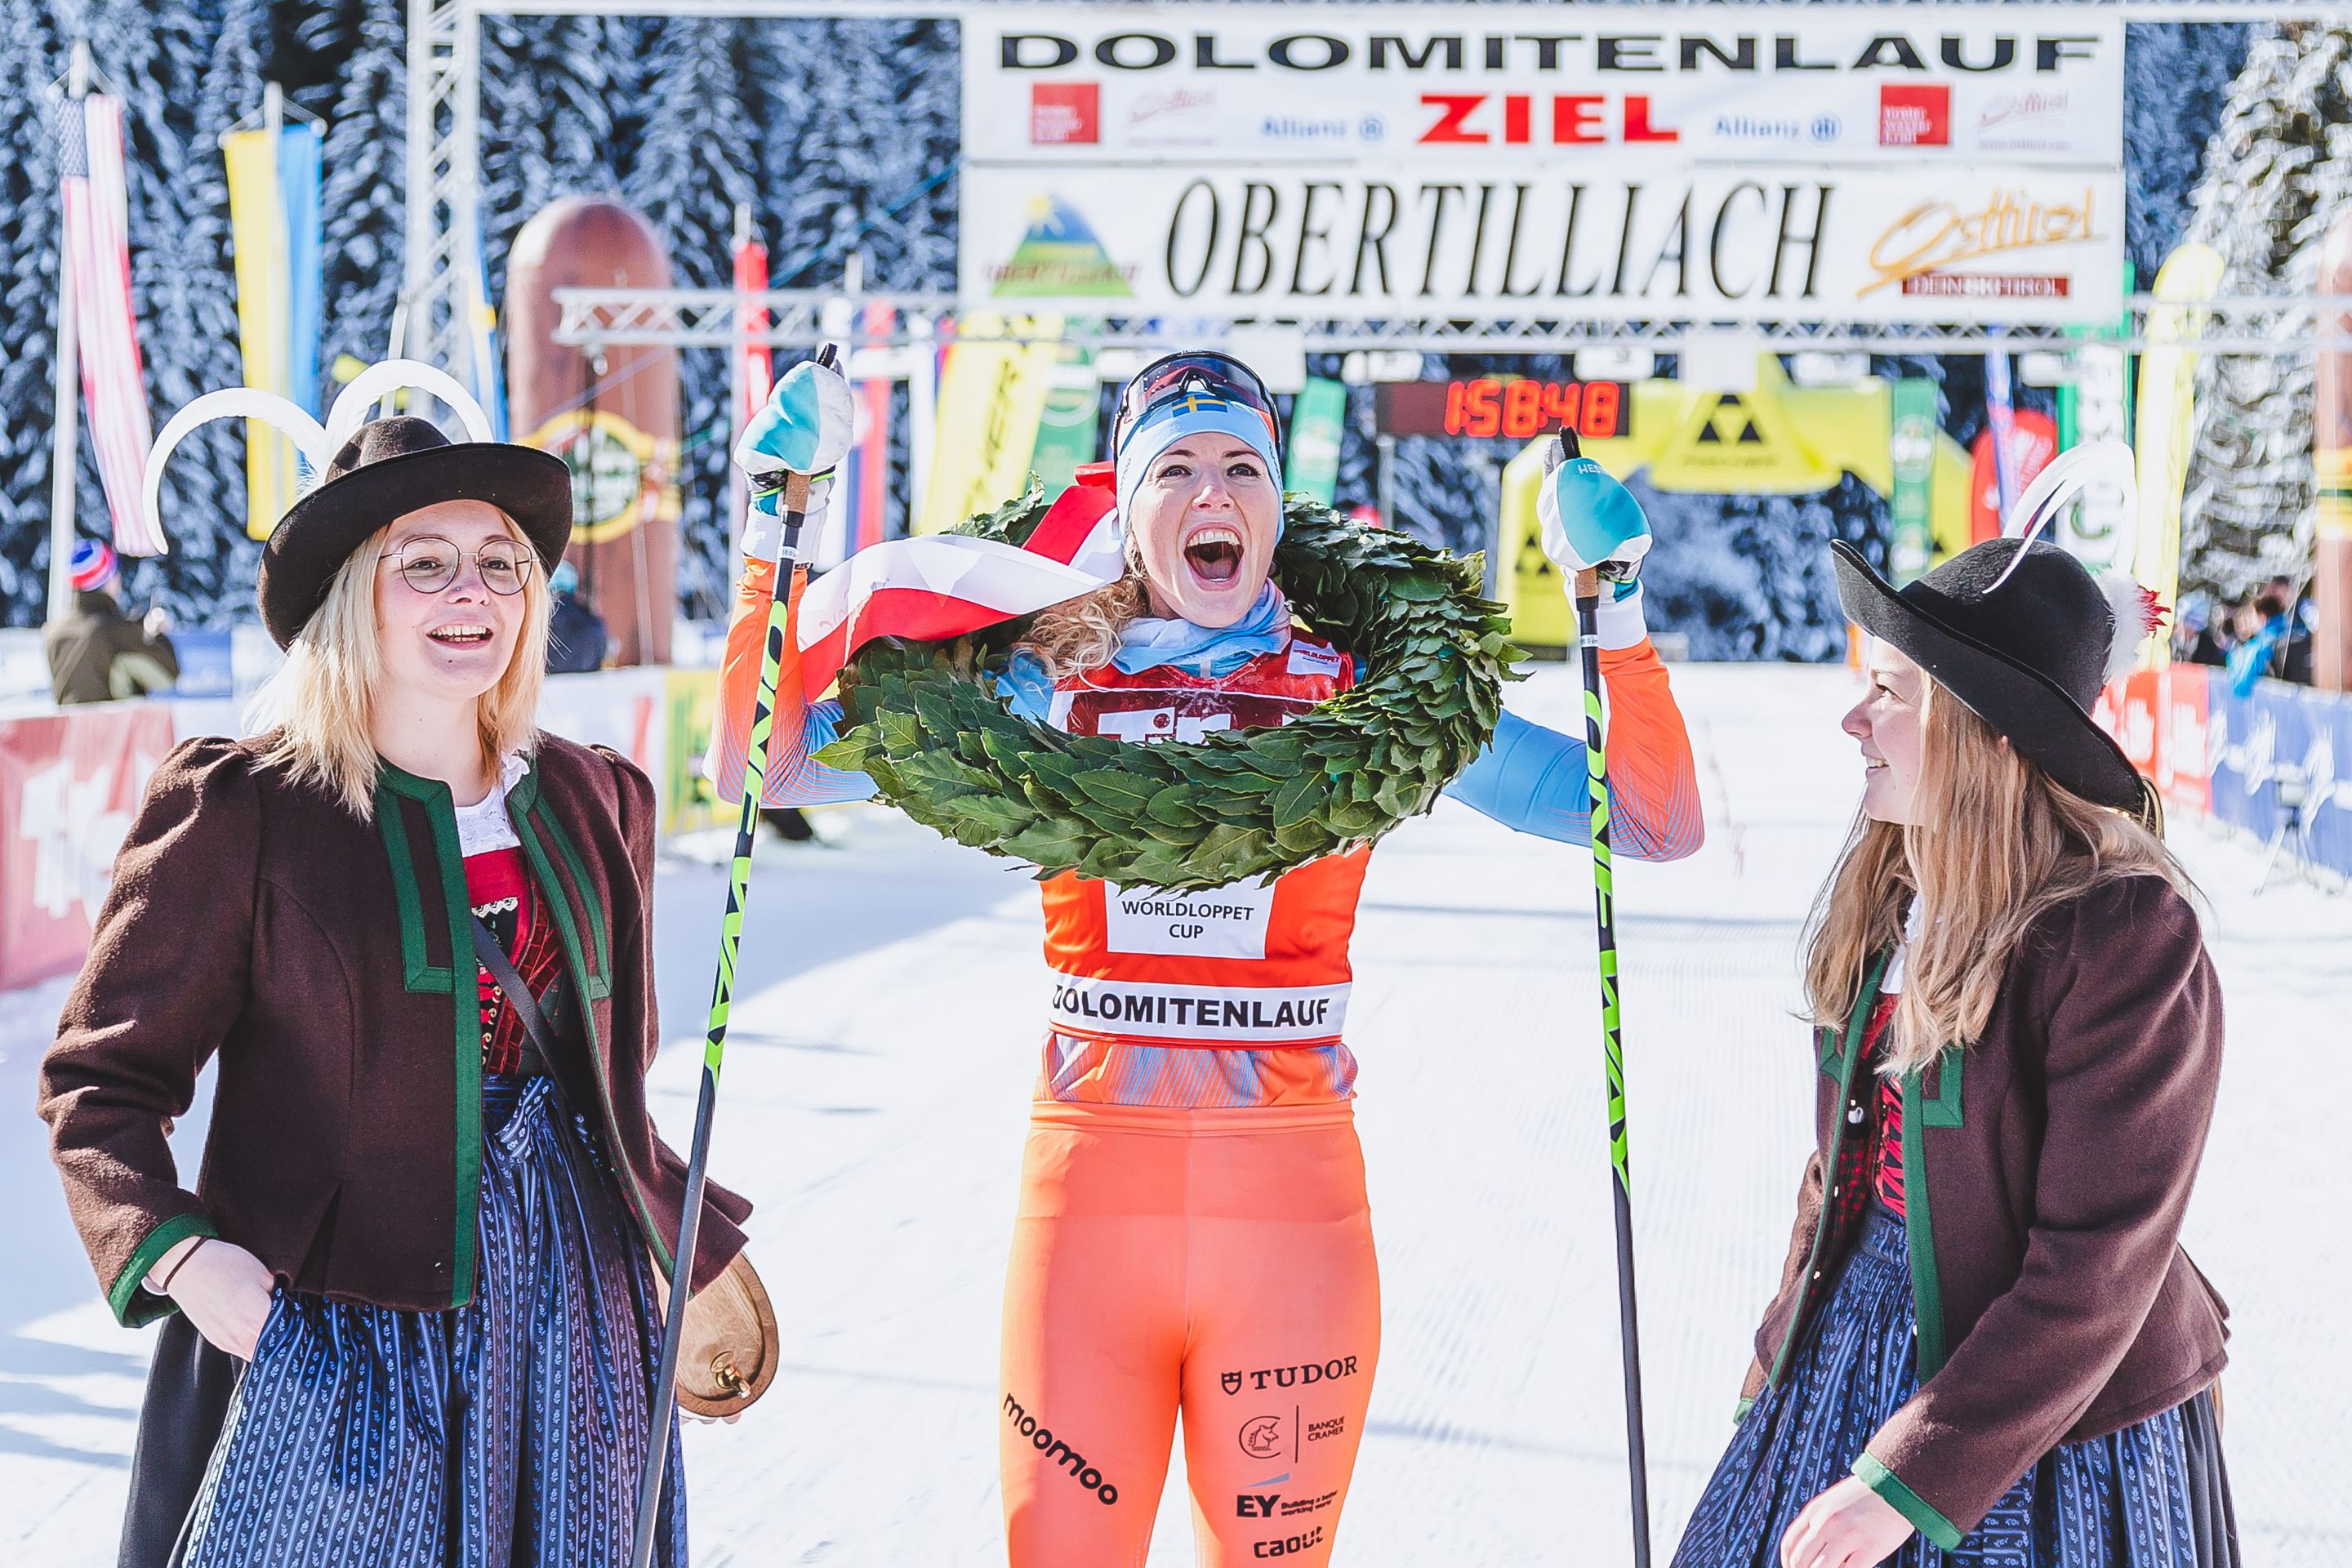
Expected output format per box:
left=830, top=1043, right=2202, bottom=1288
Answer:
left=662, top=669, right=733, bottom=837
left=917, top=312, right=1064, bottom=536
left=2132, top=243, right=2225, bottom=662
left=1498, top=357, right=1977, bottom=643
left=223, top=131, right=296, bottom=540
left=1499, top=439, right=1575, bottom=649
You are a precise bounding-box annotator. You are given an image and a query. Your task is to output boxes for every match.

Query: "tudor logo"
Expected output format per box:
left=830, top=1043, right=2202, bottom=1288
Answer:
left=1219, top=1356, right=1362, bottom=1396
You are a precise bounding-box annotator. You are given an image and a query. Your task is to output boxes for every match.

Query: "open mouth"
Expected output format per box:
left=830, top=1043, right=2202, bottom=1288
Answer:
left=1183, top=525, right=1245, bottom=587
left=429, top=624, right=494, bottom=648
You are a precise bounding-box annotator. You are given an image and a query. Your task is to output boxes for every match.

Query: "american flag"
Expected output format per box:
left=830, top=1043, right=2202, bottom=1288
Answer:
left=57, top=94, right=163, bottom=556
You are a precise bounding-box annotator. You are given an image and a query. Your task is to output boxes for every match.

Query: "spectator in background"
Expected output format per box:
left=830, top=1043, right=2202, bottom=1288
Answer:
left=545, top=559, right=609, bottom=674
left=2267, top=576, right=2314, bottom=684
left=45, top=539, right=178, bottom=705
left=2172, top=592, right=2227, bottom=667
left=2226, top=586, right=2313, bottom=696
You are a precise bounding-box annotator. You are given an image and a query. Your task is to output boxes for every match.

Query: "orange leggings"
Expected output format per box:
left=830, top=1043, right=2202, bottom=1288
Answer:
left=999, top=1101, right=1380, bottom=1566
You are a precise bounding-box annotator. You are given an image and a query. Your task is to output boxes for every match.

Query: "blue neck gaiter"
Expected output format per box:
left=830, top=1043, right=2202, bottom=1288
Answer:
left=1111, top=583, right=1290, bottom=677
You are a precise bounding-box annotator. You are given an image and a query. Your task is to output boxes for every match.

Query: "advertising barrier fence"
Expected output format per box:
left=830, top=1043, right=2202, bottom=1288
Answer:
left=8, top=660, right=2345, bottom=991
left=2096, top=665, right=2352, bottom=882
left=0, top=667, right=714, bottom=992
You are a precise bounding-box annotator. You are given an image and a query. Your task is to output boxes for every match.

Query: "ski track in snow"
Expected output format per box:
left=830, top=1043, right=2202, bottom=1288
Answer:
left=0, top=665, right=2342, bottom=1565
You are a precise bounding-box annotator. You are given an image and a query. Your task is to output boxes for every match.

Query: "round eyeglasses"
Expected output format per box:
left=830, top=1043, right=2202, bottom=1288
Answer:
left=381, top=537, right=536, bottom=597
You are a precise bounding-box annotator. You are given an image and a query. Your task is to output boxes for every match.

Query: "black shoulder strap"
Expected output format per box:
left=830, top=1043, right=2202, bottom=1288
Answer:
left=470, top=915, right=561, bottom=1071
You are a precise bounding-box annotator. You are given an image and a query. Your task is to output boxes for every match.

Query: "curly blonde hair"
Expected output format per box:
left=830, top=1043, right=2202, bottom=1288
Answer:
left=1016, top=523, right=1156, bottom=679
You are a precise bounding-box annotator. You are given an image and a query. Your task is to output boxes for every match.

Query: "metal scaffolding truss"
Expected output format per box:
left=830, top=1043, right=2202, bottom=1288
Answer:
left=404, top=0, right=2350, bottom=382
left=548, top=287, right=2352, bottom=356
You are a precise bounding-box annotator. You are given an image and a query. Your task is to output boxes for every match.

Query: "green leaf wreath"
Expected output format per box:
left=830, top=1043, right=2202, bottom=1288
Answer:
left=813, top=486, right=1521, bottom=891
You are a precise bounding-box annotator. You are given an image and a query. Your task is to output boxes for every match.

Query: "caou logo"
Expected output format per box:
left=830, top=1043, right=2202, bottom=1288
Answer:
left=1220, top=1356, right=1362, bottom=1396
left=1003, top=1393, right=1120, bottom=1505
left=1256, top=1526, right=1326, bottom=1558
left=1879, top=83, right=1950, bottom=146
left=1238, top=1414, right=1287, bottom=1459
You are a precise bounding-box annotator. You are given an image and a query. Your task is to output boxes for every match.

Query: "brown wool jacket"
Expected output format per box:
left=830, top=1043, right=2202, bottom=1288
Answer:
left=39, top=733, right=751, bottom=1327
left=1740, top=874, right=2228, bottom=1548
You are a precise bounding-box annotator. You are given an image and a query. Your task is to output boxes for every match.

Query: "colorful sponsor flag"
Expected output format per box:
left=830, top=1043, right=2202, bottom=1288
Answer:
left=732, top=229, right=774, bottom=425
left=1887, top=379, right=1938, bottom=584
left=844, top=301, right=896, bottom=557
left=1285, top=377, right=1347, bottom=506
left=2132, top=242, right=2225, bottom=654
left=225, top=120, right=327, bottom=537
left=1027, top=347, right=1101, bottom=503
left=57, top=94, right=161, bottom=555
left=917, top=312, right=1064, bottom=534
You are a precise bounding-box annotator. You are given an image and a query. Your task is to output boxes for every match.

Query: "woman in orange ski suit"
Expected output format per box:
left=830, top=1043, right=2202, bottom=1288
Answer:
left=710, top=352, right=1703, bottom=1565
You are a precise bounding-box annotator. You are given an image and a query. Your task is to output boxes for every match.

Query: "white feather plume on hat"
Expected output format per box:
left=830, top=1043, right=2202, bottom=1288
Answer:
left=1989, top=440, right=2163, bottom=683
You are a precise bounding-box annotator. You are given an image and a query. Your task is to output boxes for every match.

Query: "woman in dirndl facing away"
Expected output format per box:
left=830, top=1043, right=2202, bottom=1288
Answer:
left=1673, top=524, right=2239, bottom=1568
left=38, top=382, right=753, bottom=1566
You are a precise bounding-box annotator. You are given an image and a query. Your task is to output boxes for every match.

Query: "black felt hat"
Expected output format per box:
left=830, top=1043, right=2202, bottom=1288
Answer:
left=257, top=416, right=573, bottom=648
left=1832, top=537, right=2155, bottom=814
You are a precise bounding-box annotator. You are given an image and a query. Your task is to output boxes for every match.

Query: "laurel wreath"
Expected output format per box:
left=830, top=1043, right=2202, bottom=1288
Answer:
left=813, top=487, right=1520, bottom=891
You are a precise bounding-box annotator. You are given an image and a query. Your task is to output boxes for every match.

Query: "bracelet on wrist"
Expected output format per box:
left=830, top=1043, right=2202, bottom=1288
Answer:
left=154, top=1236, right=210, bottom=1295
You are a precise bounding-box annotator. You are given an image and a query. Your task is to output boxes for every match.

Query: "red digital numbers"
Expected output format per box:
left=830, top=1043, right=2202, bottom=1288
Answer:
left=1579, top=380, right=1619, bottom=439
left=1440, top=379, right=1622, bottom=440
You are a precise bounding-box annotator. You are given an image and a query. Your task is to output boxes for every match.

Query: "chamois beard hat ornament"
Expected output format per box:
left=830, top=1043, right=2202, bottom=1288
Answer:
left=1830, top=442, right=2167, bottom=822
left=142, top=360, right=572, bottom=648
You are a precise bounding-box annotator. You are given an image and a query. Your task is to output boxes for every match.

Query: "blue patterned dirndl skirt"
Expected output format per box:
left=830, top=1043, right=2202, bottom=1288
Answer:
left=1672, top=1203, right=2237, bottom=1568
left=178, top=1074, right=688, bottom=1568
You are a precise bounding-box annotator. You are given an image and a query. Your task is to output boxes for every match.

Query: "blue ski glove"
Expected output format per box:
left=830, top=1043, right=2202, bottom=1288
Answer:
left=733, top=358, right=858, bottom=562
left=1536, top=436, right=1653, bottom=648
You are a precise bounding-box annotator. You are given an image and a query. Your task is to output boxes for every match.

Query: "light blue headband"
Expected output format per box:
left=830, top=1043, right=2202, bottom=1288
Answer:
left=1113, top=394, right=1285, bottom=537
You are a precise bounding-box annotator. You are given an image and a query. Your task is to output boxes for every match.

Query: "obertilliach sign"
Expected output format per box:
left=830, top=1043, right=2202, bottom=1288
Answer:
left=960, top=165, right=2123, bottom=323
left=959, top=6, right=2124, bottom=323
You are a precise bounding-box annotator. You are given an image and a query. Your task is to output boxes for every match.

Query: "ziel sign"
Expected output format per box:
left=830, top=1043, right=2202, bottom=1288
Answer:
left=961, top=4, right=2123, bottom=323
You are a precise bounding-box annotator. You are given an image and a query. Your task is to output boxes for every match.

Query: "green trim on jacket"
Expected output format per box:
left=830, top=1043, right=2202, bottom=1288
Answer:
left=512, top=791, right=670, bottom=1276
left=375, top=764, right=484, bottom=1310
left=1770, top=948, right=1891, bottom=1388
left=109, top=1211, right=220, bottom=1328
left=1901, top=1046, right=1965, bottom=1379
left=1853, top=1450, right=1964, bottom=1551
left=532, top=798, right=613, bottom=1000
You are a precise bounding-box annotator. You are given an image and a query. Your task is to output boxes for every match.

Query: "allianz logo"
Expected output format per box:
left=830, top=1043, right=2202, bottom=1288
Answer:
left=1713, top=112, right=1840, bottom=143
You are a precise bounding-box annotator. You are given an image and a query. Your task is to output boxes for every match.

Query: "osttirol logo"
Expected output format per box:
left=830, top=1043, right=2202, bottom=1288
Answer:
left=991, top=196, right=1134, bottom=297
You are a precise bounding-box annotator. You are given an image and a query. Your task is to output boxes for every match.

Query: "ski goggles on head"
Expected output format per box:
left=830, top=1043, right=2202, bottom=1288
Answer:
left=1111, top=351, right=1284, bottom=468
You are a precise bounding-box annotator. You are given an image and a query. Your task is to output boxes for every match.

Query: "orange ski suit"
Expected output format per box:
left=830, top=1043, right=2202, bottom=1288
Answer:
left=710, top=559, right=1700, bottom=1565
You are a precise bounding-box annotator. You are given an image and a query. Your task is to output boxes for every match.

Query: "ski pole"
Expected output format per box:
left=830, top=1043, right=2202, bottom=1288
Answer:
left=1572, top=519, right=1654, bottom=1565
left=630, top=345, right=839, bottom=1568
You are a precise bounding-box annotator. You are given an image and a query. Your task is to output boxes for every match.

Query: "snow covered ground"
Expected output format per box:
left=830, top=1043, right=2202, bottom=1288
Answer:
left=1, top=663, right=2343, bottom=1566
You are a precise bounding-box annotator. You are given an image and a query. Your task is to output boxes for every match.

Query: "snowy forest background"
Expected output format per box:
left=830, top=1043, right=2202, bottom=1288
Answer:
left=0, top=5, right=2327, bottom=659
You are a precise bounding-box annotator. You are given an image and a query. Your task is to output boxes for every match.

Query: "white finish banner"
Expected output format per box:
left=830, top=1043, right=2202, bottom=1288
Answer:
left=960, top=163, right=2126, bottom=324
left=964, top=7, right=2123, bottom=168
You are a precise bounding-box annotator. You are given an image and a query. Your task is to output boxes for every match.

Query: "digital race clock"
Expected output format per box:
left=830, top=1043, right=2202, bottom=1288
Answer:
left=1374, top=379, right=1631, bottom=442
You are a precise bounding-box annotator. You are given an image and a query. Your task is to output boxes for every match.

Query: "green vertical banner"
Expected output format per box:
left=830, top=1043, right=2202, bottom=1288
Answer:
left=1888, top=379, right=1938, bottom=586
left=1028, top=350, right=1100, bottom=503
left=1285, top=376, right=1348, bottom=505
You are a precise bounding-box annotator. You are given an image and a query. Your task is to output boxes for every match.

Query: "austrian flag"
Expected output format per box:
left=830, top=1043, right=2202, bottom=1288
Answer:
left=791, top=465, right=1124, bottom=693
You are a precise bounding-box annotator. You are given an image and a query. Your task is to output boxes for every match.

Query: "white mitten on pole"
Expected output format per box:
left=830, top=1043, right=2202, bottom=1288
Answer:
left=734, top=358, right=858, bottom=564
left=1536, top=436, right=1655, bottom=651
